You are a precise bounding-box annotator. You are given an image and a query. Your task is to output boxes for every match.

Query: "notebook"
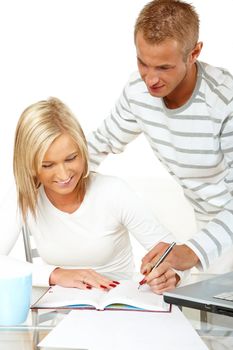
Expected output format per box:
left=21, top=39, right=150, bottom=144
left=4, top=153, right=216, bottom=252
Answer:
left=163, top=272, right=233, bottom=317
left=31, top=279, right=170, bottom=312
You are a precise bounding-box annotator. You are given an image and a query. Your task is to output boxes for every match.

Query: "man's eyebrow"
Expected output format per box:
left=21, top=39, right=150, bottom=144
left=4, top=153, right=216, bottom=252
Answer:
left=157, top=64, right=175, bottom=68
left=137, top=56, right=175, bottom=69
left=137, top=56, right=146, bottom=65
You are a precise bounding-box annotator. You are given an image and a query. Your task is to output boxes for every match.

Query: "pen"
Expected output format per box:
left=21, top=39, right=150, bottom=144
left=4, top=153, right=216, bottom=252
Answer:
left=138, top=241, right=176, bottom=289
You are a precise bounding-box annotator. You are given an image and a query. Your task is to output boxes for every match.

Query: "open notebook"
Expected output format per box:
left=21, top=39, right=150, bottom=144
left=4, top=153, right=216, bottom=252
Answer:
left=31, top=280, right=170, bottom=312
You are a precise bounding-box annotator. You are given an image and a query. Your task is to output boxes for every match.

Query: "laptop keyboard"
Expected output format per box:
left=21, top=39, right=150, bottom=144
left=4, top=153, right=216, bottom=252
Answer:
left=214, top=291, right=233, bottom=302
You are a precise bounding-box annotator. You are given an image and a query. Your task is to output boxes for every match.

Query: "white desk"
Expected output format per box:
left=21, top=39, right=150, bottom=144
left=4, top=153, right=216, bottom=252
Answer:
left=0, top=280, right=232, bottom=350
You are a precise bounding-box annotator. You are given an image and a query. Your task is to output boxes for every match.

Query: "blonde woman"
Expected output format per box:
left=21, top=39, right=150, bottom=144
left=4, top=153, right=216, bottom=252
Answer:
left=1, top=97, right=179, bottom=293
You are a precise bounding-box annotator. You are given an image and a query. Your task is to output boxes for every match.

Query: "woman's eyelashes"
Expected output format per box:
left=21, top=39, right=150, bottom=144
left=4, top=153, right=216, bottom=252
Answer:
left=42, top=163, right=53, bottom=169
left=65, top=154, right=78, bottom=162
left=42, top=155, right=78, bottom=169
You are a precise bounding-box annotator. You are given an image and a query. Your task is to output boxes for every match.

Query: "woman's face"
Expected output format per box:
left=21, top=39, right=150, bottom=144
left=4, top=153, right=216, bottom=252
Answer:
left=37, top=133, right=85, bottom=197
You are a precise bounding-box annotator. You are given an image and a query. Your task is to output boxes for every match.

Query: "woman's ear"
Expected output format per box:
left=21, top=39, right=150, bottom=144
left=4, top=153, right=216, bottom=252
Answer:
left=33, top=176, right=41, bottom=189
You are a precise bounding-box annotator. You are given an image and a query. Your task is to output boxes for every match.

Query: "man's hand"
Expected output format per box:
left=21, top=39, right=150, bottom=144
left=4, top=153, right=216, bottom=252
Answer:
left=141, top=242, right=199, bottom=274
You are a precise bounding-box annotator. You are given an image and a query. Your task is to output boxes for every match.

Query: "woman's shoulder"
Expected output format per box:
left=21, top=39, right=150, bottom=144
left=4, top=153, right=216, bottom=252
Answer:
left=87, top=173, right=138, bottom=210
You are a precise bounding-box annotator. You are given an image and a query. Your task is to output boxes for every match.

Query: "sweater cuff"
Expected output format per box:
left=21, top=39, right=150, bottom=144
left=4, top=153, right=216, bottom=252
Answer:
left=159, top=233, right=177, bottom=244
left=185, top=238, right=209, bottom=271
left=32, top=263, right=58, bottom=287
left=171, top=268, right=191, bottom=287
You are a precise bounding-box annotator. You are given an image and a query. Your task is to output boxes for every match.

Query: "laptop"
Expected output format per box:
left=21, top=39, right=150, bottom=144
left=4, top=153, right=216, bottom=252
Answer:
left=163, top=272, right=233, bottom=317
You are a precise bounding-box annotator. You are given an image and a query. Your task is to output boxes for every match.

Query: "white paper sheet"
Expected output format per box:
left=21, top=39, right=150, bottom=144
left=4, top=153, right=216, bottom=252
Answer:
left=38, top=306, right=208, bottom=350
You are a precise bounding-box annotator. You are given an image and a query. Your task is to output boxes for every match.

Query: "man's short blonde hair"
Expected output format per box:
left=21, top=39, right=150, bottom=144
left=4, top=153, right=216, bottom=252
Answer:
left=13, top=97, right=89, bottom=219
left=135, top=0, right=199, bottom=59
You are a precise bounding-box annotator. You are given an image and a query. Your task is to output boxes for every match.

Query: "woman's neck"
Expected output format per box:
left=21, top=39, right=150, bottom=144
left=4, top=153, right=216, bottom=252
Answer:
left=44, top=187, right=83, bottom=213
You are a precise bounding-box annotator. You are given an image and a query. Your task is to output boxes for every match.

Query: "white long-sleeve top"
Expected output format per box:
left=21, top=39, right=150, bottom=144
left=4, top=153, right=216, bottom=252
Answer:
left=87, top=61, right=233, bottom=271
left=0, top=173, right=173, bottom=285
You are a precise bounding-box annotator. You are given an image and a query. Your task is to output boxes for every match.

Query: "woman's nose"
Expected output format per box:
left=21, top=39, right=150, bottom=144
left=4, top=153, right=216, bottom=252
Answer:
left=56, top=163, right=69, bottom=180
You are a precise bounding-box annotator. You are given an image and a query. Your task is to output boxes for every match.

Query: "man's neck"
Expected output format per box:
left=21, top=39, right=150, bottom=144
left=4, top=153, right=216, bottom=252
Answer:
left=163, top=63, right=198, bottom=109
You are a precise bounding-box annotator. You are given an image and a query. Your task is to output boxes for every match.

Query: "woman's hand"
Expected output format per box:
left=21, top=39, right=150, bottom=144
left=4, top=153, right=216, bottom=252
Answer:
left=140, top=262, right=180, bottom=294
left=49, top=268, right=119, bottom=290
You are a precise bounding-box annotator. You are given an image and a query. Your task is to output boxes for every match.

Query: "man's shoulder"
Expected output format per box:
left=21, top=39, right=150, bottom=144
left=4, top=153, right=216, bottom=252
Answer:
left=126, top=71, right=147, bottom=93
left=199, top=61, right=233, bottom=103
left=128, top=71, right=142, bottom=84
left=200, top=61, right=233, bottom=84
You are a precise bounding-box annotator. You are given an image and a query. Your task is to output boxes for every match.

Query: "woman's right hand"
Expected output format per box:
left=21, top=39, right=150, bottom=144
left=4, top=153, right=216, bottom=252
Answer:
left=49, top=268, right=119, bottom=290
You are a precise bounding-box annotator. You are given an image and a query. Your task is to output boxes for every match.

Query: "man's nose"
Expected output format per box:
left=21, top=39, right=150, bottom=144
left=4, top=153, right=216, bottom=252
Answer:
left=145, top=69, right=160, bottom=87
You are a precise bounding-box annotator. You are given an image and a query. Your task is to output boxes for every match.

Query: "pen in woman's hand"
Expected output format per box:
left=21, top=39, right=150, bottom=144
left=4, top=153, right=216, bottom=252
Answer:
left=138, top=242, right=176, bottom=289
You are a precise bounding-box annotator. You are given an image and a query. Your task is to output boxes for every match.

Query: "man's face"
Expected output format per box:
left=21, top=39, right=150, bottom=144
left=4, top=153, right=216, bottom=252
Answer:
left=135, top=31, right=191, bottom=99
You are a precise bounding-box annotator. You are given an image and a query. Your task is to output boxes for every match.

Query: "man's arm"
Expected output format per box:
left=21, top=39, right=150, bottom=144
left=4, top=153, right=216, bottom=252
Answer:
left=142, top=112, right=233, bottom=272
left=184, top=112, right=233, bottom=270
left=87, top=77, right=141, bottom=169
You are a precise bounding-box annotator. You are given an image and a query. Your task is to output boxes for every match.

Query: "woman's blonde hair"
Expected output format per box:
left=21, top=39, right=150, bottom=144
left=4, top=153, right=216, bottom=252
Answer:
left=135, top=0, right=199, bottom=60
left=13, top=97, right=89, bottom=220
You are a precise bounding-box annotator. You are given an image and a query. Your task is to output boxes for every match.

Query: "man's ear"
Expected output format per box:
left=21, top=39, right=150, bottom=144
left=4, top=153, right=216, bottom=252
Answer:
left=189, top=42, right=203, bottom=64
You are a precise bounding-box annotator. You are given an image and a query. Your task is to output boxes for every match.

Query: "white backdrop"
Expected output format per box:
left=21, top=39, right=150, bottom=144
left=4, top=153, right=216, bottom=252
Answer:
left=1, top=0, right=233, bottom=261
left=1, top=0, right=233, bottom=192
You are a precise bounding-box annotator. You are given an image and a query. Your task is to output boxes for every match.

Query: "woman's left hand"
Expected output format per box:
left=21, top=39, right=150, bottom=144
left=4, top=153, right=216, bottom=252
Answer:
left=141, top=262, right=180, bottom=294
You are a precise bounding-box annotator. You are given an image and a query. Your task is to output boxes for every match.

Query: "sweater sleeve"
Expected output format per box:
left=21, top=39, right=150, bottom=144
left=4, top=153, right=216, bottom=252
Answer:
left=185, top=112, right=233, bottom=270
left=87, top=79, right=141, bottom=170
left=32, top=263, right=57, bottom=287
left=0, top=185, right=57, bottom=286
left=111, top=177, right=176, bottom=249
left=111, top=177, right=191, bottom=283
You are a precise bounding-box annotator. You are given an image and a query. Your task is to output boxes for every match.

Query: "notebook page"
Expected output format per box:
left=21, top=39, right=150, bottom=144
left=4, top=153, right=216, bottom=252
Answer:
left=32, top=285, right=105, bottom=309
left=100, top=280, right=169, bottom=311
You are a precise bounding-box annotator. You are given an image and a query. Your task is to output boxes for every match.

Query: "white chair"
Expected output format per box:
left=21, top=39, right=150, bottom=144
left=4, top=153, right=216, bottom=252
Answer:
left=22, top=224, right=68, bottom=341
left=22, top=224, right=40, bottom=263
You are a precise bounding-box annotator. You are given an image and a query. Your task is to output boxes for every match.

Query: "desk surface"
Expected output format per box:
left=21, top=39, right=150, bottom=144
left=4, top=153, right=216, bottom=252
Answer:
left=0, top=278, right=233, bottom=350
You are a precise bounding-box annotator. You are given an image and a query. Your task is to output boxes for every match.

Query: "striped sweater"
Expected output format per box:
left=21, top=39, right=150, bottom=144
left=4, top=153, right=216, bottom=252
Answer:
left=87, top=61, right=233, bottom=271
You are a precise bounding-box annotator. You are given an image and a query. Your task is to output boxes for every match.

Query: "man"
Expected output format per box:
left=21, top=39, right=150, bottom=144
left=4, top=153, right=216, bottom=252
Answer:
left=87, top=0, right=233, bottom=279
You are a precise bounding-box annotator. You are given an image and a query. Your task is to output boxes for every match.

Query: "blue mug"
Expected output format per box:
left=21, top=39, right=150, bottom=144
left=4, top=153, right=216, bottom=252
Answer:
left=0, top=256, right=32, bottom=326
